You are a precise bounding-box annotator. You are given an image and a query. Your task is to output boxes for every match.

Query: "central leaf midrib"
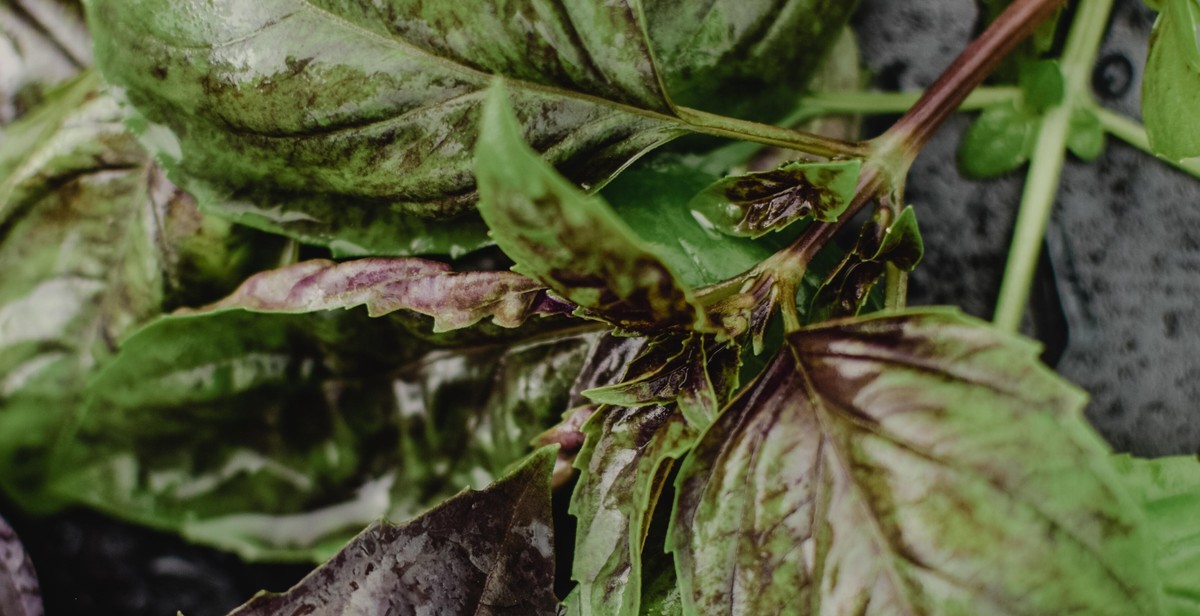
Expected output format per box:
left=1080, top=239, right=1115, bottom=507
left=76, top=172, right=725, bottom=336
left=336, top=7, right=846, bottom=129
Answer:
left=293, top=0, right=686, bottom=131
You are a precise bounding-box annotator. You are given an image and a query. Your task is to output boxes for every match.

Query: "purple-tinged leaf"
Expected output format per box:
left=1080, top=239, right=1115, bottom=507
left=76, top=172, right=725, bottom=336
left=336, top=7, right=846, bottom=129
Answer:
left=670, top=309, right=1159, bottom=615
left=197, top=258, right=572, bottom=333
left=0, top=514, right=42, bottom=616
left=227, top=448, right=558, bottom=616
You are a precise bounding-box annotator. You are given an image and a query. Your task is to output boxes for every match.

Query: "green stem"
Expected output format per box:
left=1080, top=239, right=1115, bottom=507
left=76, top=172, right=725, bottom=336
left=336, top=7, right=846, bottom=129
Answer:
left=794, top=87, right=1021, bottom=122
left=993, top=0, right=1114, bottom=332
left=884, top=264, right=908, bottom=310
left=678, top=106, right=868, bottom=159
left=1092, top=104, right=1200, bottom=179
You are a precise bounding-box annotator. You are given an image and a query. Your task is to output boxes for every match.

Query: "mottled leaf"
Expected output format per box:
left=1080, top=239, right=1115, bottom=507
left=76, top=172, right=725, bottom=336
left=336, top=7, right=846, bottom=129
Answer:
left=475, top=85, right=708, bottom=333
left=644, top=0, right=858, bottom=122
left=1143, top=0, right=1200, bottom=163
left=960, top=101, right=1036, bottom=178
left=1112, top=454, right=1200, bottom=615
left=84, top=0, right=692, bottom=255
left=53, top=306, right=604, bottom=561
left=196, top=257, right=572, bottom=333
left=0, top=514, right=42, bottom=616
left=0, top=0, right=89, bottom=125
left=670, top=309, right=1159, bottom=615
left=0, top=72, right=271, bottom=509
left=689, top=160, right=861, bottom=238
left=227, top=448, right=558, bottom=616
left=570, top=405, right=696, bottom=616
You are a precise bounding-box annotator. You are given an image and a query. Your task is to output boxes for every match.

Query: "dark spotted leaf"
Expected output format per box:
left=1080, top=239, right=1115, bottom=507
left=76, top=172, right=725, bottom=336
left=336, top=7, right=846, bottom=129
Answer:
left=1143, top=0, right=1200, bottom=163
left=227, top=448, right=558, bottom=616
left=475, top=85, right=708, bottom=333
left=1112, top=454, right=1200, bottom=615
left=808, top=205, right=921, bottom=322
left=569, top=405, right=696, bottom=616
left=688, top=159, right=861, bottom=238
left=670, top=309, right=1159, bottom=615
left=0, top=514, right=42, bottom=616
left=195, top=258, right=572, bottom=333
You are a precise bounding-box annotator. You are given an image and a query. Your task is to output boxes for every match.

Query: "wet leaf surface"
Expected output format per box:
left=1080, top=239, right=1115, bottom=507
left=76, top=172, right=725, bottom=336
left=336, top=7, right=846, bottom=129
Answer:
left=670, top=309, right=1159, bottom=615
left=227, top=449, right=558, bottom=616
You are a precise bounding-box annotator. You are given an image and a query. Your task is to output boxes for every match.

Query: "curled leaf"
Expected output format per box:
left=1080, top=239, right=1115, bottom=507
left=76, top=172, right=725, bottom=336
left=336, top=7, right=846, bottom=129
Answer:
left=688, top=159, right=861, bottom=238
left=227, top=449, right=558, bottom=616
left=670, top=309, right=1159, bottom=615
left=475, top=84, right=708, bottom=333
left=196, top=258, right=572, bottom=333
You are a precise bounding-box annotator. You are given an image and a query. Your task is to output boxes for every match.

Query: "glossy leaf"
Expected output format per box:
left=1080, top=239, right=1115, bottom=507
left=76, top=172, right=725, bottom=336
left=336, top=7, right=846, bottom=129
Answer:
left=960, top=101, right=1036, bottom=178
left=53, top=306, right=603, bottom=561
left=1143, top=0, right=1200, bottom=163
left=227, top=448, right=558, bottom=616
left=644, top=0, right=858, bottom=122
left=84, top=0, right=693, bottom=255
left=569, top=404, right=696, bottom=616
left=0, top=514, right=42, bottom=616
left=1112, top=454, right=1200, bottom=615
left=197, top=258, right=572, bottom=333
left=475, top=85, right=708, bottom=333
left=0, top=0, right=89, bottom=125
left=688, top=160, right=861, bottom=238
left=670, top=309, right=1159, bottom=615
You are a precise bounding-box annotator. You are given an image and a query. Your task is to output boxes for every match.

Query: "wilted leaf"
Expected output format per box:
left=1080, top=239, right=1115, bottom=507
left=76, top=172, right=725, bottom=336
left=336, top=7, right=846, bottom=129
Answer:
left=54, top=307, right=604, bottom=560
left=670, top=309, right=1159, bottom=615
left=196, top=258, right=572, bottom=333
left=475, top=85, right=708, bottom=333
left=0, top=514, right=42, bottom=616
left=1112, top=454, right=1200, bottom=615
left=569, top=404, right=695, bottom=616
left=227, top=448, right=558, bottom=616
left=688, top=160, right=861, bottom=238
left=1143, top=0, right=1200, bottom=163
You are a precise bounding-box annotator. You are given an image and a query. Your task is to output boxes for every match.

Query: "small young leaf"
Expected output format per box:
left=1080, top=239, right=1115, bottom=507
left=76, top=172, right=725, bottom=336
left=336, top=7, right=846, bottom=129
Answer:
left=226, top=448, right=558, bottom=616
left=960, top=101, right=1037, bottom=178
left=475, top=84, right=708, bottom=333
left=1018, top=59, right=1066, bottom=113
left=1068, top=105, right=1107, bottom=161
left=670, top=309, right=1160, bottom=615
left=688, top=160, right=861, bottom=238
left=195, top=258, right=571, bottom=333
left=0, top=514, right=43, bottom=616
left=1143, top=0, right=1200, bottom=163
left=569, top=405, right=696, bottom=616
left=1112, top=454, right=1200, bottom=615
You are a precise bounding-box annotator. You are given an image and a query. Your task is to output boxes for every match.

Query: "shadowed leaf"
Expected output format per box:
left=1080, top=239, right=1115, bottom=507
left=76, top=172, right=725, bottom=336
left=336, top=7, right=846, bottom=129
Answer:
left=227, top=449, right=558, bottom=616
left=670, top=309, right=1159, bottom=615
left=0, top=514, right=42, bottom=616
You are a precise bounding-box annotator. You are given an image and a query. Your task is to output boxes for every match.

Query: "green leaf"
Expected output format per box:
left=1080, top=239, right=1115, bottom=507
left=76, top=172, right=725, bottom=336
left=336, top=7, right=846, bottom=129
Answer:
left=1068, top=105, right=1106, bottom=161
left=1018, top=59, right=1066, bottom=113
left=226, top=448, right=558, bottom=616
left=53, top=307, right=603, bottom=560
left=194, top=257, right=572, bottom=333
left=0, top=514, right=42, bottom=616
left=0, top=0, right=89, bottom=126
left=1112, top=454, right=1200, bottom=615
left=84, top=0, right=695, bottom=255
left=569, top=404, right=696, bottom=616
left=475, top=85, right=708, bottom=333
left=688, top=160, right=861, bottom=238
left=670, top=309, right=1160, bottom=615
left=960, top=101, right=1037, bottom=178
left=644, top=0, right=859, bottom=122
left=1143, top=0, right=1200, bottom=163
